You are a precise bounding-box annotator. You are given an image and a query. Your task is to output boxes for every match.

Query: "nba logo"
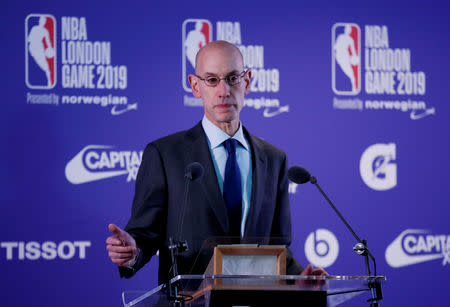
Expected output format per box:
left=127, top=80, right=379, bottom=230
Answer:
left=182, top=19, right=212, bottom=92
left=25, top=14, right=57, bottom=89
left=332, top=23, right=361, bottom=95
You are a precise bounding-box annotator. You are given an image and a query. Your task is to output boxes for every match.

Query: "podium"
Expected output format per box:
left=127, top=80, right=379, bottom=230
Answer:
left=122, top=274, right=386, bottom=307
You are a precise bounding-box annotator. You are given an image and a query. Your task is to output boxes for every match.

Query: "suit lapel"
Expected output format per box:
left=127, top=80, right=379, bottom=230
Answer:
left=243, top=127, right=266, bottom=237
left=185, top=122, right=229, bottom=234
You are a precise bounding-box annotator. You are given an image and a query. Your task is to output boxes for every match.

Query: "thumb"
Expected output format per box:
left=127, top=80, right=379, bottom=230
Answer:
left=301, top=264, right=313, bottom=276
left=108, top=223, right=123, bottom=236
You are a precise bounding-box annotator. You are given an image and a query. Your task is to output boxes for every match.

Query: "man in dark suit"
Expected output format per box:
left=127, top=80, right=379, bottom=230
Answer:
left=106, top=40, right=325, bottom=284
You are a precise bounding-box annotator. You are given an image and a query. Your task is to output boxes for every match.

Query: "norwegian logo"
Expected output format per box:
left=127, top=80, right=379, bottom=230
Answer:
left=304, top=228, right=339, bottom=268
left=182, top=19, right=212, bottom=92
left=385, top=229, right=450, bottom=268
left=25, top=14, right=57, bottom=89
left=65, top=145, right=143, bottom=184
left=360, top=143, right=397, bottom=191
left=332, top=23, right=361, bottom=95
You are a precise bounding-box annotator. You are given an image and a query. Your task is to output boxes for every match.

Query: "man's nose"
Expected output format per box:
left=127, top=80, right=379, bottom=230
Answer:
left=216, top=79, right=231, bottom=97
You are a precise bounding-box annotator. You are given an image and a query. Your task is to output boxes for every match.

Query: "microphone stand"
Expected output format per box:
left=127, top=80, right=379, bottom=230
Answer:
left=167, top=236, right=188, bottom=306
left=166, top=163, right=203, bottom=306
left=309, top=176, right=383, bottom=307
left=166, top=177, right=191, bottom=306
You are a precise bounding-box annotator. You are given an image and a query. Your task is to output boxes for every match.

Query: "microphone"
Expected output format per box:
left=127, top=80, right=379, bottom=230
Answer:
left=168, top=162, right=204, bottom=303
left=184, top=162, right=204, bottom=181
left=288, top=166, right=383, bottom=306
left=173, top=163, right=205, bottom=268
left=179, top=162, right=204, bottom=238
left=287, top=166, right=311, bottom=184
left=288, top=166, right=377, bottom=276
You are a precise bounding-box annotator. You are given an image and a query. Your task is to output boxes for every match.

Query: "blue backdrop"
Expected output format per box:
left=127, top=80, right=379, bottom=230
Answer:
left=2, top=1, right=450, bottom=306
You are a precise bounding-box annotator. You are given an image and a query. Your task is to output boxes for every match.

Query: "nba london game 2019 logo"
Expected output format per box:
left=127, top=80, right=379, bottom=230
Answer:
left=24, top=14, right=137, bottom=115
left=332, top=23, right=361, bottom=95
left=181, top=18, right=289, bottom=118
left=331, top=22, right=435, bottom=120
left=25, top=14, right=57, bottom=89
left=182, top=19, right=212, bottom=93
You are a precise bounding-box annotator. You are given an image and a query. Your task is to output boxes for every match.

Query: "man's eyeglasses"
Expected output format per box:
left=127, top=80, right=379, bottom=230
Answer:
left=195, top=70, right=247, bottom=87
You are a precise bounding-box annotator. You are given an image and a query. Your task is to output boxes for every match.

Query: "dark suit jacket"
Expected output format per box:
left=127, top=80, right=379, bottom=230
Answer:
left=121, top=121, right=303, bottom=283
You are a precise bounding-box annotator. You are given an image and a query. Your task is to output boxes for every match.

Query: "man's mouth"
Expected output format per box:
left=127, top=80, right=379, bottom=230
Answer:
left=216, top=104, right=233, bottom=109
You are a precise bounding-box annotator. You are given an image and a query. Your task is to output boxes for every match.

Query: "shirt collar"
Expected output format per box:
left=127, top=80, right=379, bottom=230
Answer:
left=202, top=116, right=250, bottom=151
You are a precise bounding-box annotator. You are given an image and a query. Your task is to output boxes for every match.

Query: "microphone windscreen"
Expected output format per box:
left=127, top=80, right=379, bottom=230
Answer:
left=287, top=166, right=311, bottom=184
left=185, top=162, right=204, bottom=181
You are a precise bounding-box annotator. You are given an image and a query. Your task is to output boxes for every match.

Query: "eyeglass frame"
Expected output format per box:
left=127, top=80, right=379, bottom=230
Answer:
left=194, top=70, right=248, bottom=87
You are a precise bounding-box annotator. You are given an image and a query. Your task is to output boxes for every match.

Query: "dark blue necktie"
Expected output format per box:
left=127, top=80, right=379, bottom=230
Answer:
left=223, top=138, right=242, bottom=237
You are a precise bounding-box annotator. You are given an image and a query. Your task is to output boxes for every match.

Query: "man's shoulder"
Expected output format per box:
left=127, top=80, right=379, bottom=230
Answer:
left=245, top=130, right=286, bottom=160
left=144, top=121, right=203, bottom=152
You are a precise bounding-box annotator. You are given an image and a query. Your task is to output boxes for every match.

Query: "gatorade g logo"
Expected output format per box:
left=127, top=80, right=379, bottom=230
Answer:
left=360, top=143, right=397, bottom=191
left=304, top=229, right=339, bottom=268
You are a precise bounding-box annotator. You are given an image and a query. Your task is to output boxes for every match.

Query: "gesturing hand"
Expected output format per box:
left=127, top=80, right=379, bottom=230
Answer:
left=106, top=224, right=140, bottom=267
left=296, top=264, right=329, bottom=289
left=300, top=263, right=328, bottom=277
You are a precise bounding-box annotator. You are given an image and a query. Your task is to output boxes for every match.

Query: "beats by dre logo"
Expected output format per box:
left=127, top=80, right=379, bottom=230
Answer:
left=304, top=229, right=339, bottom=268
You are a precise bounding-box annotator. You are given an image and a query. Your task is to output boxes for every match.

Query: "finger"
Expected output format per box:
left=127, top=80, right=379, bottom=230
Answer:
left=106, top=236, right=123, bottom=246
left=106, top=245, right=136, bottom=253
left=310, top=268, right=323, bottom=275
left=311, top=268, right=329, bottom=277
left=300, top=264, right=313, bottom=276
left=109, top=251, right=134, bottom=259
left=108, top=223, right=123, bottom=236
left=108, top=224, right=136, bottom=247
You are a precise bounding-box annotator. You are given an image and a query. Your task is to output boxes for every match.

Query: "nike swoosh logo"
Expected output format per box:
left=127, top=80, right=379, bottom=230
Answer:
left=263, top=105, right=290, bottom=118
left=410, top=107, right=435, bottom=120
left=65, top=145, right=128, bottom=184
left=111, top=103, right=138, bottom=116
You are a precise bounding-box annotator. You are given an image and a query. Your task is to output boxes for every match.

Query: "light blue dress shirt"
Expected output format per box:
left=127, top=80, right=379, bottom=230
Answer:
left=202, top=116, right=252, bottom=237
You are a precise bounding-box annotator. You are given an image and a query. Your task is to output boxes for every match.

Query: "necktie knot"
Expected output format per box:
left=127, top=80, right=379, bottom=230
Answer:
left=223, top=138, right=238, bottom=155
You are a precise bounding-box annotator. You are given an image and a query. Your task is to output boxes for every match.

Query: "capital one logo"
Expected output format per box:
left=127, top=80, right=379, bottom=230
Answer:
left=25, top=14, right=57, bottom=89
left=385, top=229, right=450, bottom=268
left=360, top=143, right=397, bottom=191
left=304, top=229, right=339, bottom=268
left=65, top=145, right=143, bottom=184
left=182, top=19, right=212, bottom=92
left=332, top=23, right=361, bottom=95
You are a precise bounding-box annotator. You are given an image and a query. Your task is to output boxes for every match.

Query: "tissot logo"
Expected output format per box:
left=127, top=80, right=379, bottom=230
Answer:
left=1, top=241, right=90, bottom=260
left=385, top=229, right=450, bottom=268
left=25, top=14, right=57, bottom=89
left=65, top=145, right=143, bottom=184
left=360, top=143, right=397, bottom=191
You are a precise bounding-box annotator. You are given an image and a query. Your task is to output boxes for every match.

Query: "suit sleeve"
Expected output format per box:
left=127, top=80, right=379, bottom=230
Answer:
left=271, top=152, right=304, bottom=275
left=119, top=143, right=168, bottom=278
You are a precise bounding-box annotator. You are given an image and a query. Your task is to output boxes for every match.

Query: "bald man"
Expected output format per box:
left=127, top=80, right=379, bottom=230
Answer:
left=107, top=41, right=324, bottom=284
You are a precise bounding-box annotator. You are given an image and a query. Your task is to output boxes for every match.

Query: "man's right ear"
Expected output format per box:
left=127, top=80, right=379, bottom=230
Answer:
left=188, top=74, right=201, bottom=98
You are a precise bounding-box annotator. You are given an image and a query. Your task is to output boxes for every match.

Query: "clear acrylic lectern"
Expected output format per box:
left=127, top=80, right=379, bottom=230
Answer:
left=122, top=274, right=386, bottom=307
